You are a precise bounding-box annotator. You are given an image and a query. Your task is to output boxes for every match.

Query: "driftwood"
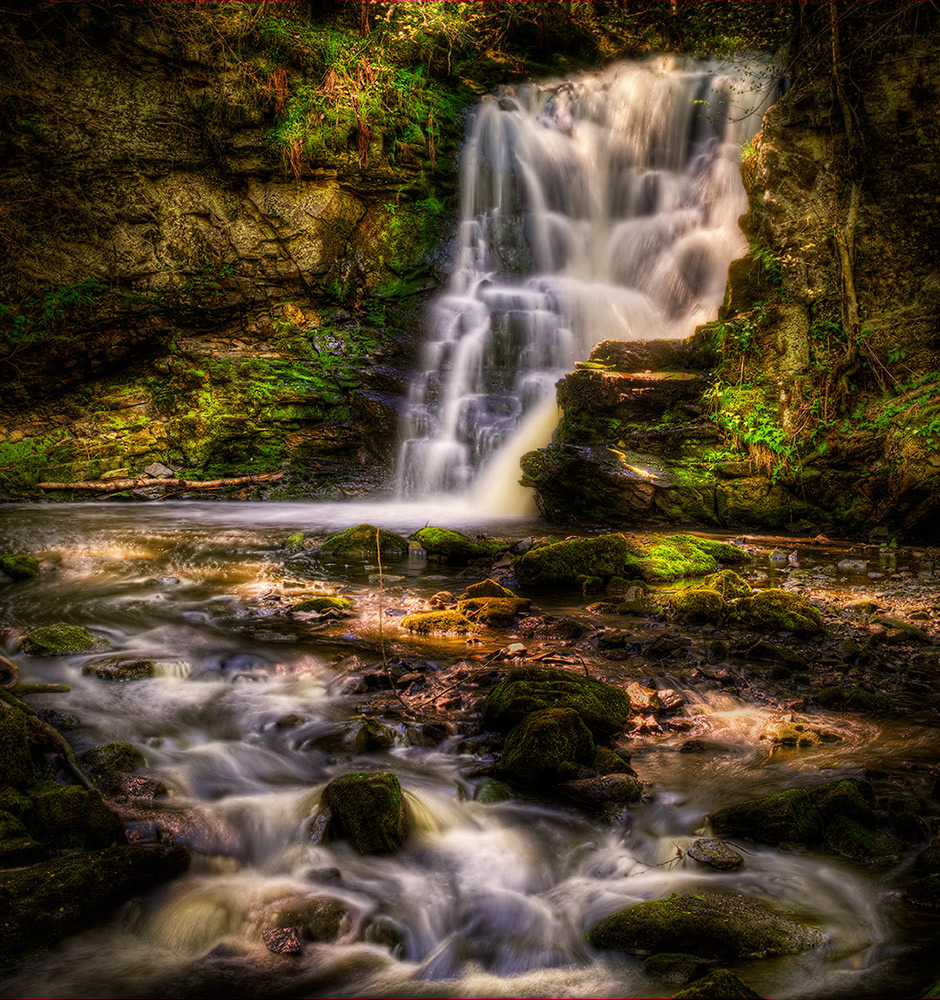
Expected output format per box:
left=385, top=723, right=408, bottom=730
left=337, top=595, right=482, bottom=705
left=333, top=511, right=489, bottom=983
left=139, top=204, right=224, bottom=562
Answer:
left=38, top=471, right=285, bottom=493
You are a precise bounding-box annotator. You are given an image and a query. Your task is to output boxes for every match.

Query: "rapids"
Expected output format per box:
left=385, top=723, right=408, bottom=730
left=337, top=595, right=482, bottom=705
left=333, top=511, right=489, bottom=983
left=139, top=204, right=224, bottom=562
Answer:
left=1, top=502, right=939, bottom=999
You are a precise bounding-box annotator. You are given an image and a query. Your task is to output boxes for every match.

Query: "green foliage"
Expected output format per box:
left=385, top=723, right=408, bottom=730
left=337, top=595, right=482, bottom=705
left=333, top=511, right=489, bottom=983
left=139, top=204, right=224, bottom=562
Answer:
left=708, top=380, right=795, bottom=478
left=748, top=244, right=784, bottom=289
left=0, top=279, right=108, bottom=351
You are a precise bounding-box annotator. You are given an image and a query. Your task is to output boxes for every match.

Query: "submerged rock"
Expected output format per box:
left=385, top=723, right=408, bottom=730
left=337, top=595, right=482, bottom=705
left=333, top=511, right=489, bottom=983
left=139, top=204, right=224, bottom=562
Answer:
left=709, top=789, right=823, bottom=845
left=672, top=969, right=764, bottom=999
left=483, top=666, right=631, bottom=739
left=730, top=589, right=824, bottom=636
left=410, top=527, right=508, bottom=563
left=22, top=622, right=107, bottom=655
left=400, top=610, right=479, bottom=636
left=319, top=524, right=409, bottom=558
left=321, top=771, right=409, bottom=855
left=499, top=707, right=595, bottom=785
left=588, top=891, right=822, bottom=958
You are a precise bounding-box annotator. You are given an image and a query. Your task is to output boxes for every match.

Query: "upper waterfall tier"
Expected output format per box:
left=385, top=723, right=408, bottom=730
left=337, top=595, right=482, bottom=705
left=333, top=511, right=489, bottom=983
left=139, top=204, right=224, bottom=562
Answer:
left=396, top=56, right=782, bottom=499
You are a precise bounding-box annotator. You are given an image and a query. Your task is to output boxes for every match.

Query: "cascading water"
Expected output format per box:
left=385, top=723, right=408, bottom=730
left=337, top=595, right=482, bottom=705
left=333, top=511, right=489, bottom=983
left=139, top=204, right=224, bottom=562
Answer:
left=396, top=56, right=782, bottom=508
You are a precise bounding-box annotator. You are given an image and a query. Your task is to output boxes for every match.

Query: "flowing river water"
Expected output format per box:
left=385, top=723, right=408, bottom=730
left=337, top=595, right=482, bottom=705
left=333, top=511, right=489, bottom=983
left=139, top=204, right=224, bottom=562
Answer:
left=1, top=502, right=940, bottom=999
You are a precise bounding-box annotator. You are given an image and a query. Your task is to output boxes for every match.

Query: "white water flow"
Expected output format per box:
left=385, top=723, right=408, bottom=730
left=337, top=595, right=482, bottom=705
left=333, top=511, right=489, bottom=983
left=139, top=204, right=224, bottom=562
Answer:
left=396, top=56, right=781, bottom=513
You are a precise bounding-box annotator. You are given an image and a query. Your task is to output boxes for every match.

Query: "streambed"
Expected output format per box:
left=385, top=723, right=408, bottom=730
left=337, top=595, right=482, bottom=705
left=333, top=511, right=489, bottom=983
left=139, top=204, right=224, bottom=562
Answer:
left=1, top=502, right=939, bottom=999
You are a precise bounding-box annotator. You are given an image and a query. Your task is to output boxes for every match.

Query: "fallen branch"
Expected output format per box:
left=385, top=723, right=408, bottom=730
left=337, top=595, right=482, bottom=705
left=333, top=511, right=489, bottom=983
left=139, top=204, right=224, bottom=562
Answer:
left=38, top=472, right=285, bottom=493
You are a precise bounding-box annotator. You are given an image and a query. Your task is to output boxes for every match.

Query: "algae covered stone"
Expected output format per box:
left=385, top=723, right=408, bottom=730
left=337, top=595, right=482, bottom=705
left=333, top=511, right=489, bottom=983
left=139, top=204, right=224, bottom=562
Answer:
left=28, top=785, right=125, bottom=850
left=824, top=815, right=902, bottom=865
left=22, top=622, right=106, bottom=655
left=319, top=524, right=409, bottom=558
left=461, top=578, right=518, bottom=600
left=730, top=589, right=824, bottom=636
left=456, top=596, right=530, bottom=628
left=588, top=891, right=822, bottom=958
left=411, top=527, right=509, bottom=563
left=483, top=666, right=631, bottom=739
left=0, top=554, right=40, bottom=580
left=79, top=741, right=147, bottom=796
left=292, top=595, right=352, bottom=613
left=709, top=788, right=823, bottom=845
left=703, top=569, right=751, bottom=599
left=669, top=587, right=726, bottom=624
left=499, top=707, right=595, bottom=785
left=400, top=610, right=478, bottom=636
left=672, top=969, right=763, bottom=999
left=321, top=771, right=409, bottom=854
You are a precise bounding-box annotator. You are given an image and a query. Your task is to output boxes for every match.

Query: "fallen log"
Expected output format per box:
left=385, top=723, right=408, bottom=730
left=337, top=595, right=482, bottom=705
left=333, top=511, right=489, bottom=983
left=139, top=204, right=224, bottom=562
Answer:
left=38, top=472, right=285, bottom=493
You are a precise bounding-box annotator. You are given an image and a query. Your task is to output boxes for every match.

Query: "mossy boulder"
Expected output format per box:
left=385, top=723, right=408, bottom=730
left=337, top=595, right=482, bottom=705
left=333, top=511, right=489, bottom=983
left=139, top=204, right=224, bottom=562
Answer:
left=321, top=771, right=409, bottom=855
left=0, top=554, right=40, bottom=580
left=709, top=788, right=823, bottom=845
left=672, top=969, right=763, bottom=999
left=588, top=891, right=822, bottom=958
left=824, top=815, right=902, bottom=864
left=815, top=684, right=891, bottom=715
left=0, top=708, right=35, bottom=788
left=730, top=589, right=824, bottom=636
left=593, top=746, right=630, bottom=775
left=28, top=785, right=125, bottom=850
left=499, top=707, right=595, bottom=786
left=808, top=778, right=876, bottom=826
left=644, top=953, right=711, bottom=985
left=456, top=596, right=531, bottom=628
left=22, top=622, right=107, bottom=655
left=461, top=578, right=518, bottom=599
left=319, top=524, right=409, bottom=558
left=81, top=656, right=156, bottom=682
left=400, top=610, right=479, bottom=636
left=293, top=595, right=352, bottom=613
left=410, top=527, right=509, bottom=564
left=483, top=666, right=631, bottom=739
left=703, top=569, right=751, bottom=599
left=282, top=532, right=306, bottom=552
left=79, top=741, right=147, bottom=797
left=0, top=810, right=44, bottom=865
left=0, top=844, right=189, bottom=965
left=560, top=773, right=642, bottom=806
left=669, top=587, right=726, bottom=624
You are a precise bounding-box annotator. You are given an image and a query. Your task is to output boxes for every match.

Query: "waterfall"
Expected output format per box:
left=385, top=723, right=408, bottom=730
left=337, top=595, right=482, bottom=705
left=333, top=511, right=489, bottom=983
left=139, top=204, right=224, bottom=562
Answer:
left=395, top=56, right=781, bottom=509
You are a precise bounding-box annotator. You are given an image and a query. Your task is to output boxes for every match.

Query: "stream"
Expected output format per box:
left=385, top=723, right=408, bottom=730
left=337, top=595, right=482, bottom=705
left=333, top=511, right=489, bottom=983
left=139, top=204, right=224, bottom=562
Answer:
left=1, top=502, right=939, bottom=999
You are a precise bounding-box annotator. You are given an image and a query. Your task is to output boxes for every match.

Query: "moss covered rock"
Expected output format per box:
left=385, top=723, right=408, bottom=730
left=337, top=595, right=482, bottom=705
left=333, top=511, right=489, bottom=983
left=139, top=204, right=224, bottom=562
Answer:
left=22, top=622, right=107, bottom=655
left=593, top=746, right=630, bottom=775
left=292, top=595, right=352, bottom=613
left=709, top=788, right=823, bottom=845
left=730, top=589, right=824, bottom=636
left=808, top=778, right=876, bottom=826
left=672, top=969, right=763, bottom=999
left=0, top=809, right=44, bottom=865
left=321, top=771, right=409, bottom=855
left=282, top=532, right=306, bottom=552
left=703, top=569, right=751, bottom=599
left=669, top=587, right=726, bottom=624
left=400, top=610, right=479, bottom=636
left=588, top=891, right=822, bottom=958
left=760, top=721, right=840, bottom=747
left=483, top=666, right=631, bottom=739
left=815, top=684, right=890, bottom=715
left=499, top=707, right=595, bottom=786
left=560, top=773, right=642, bottom=806
left=644, top=953, right=711, bottom=985
left=411, top=527, right=509, bottom=563
left=824, top=815, right=902, bottom=865
left=0, top=844, right=189, bottom=964
left=28, top=785, right=125, bottom=850
left=81, top=656, right=156, bottom=682
left=319, top=524, right=409, bottom=558
left=461, top=578, right=518, bottom=599
left=79, top=741, right=147, bottom=797
left=456, top=596, right=530, bottom=628
left=686, top=838, right=745, bottom=871
left=0, top=708, right=35, bottom=788
left=0, top=554, right=40, bottom=580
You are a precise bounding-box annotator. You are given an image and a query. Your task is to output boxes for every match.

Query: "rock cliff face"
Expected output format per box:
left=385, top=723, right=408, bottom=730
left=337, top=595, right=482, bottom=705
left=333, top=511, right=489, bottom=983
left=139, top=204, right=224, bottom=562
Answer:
left=523, top=11, right=940, bottom=537
left=0, top=3, right=459, bottom=497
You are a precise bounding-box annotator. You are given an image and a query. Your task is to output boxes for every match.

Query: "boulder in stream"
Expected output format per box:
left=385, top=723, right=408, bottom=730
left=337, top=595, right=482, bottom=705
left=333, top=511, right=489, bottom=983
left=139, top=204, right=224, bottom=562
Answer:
left=456, top=596, right=531, bottom=628
left=687, top=838, right=744, bottom=871
left=729, top=589, right=824, bottom=636
left=79, top=741, right=147, bottom=797
left=410, top=527, right=509, bottom=563
left=672, top=968, right=764, bottom=999
left=588, top=891, right=822, bottom=958
left=0, top=554, right=40, bottom=580
left=709, top=788, right=823, bottom=845
left=321, top=771, right=409, bottom=854
left=22, top=622, right=108, bottom=655
left=319, top=524, right=409, bottom=558
left=400, top=610, right=479, bottom=635
left=814, top=684, right=890, bottom=715
left=81, top=656, right=157, bottom=681
left=499, top=707, right=595, bottom=785
left=644, top=952, right=711, bottom=985
left=824, top=815, right=902, bottom=864
left=669, top=587, right=726, bottom=624
left=461, top=578, right=519, bottom=599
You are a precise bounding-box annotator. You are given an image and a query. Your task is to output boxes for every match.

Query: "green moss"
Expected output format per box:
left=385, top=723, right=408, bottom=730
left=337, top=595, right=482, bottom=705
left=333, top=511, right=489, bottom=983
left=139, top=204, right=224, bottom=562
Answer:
left=22, top=623, right=104, bottom=655
left=709, top=789, right=823, bottom=845
left=28, top=785, right=125, bottom=850
left=588, top=891, right=822, bottom=958
left=760, top=721, right=839, bottom=747
left=0, top=809, right=43, bottom=865
left=78, top=742, right=147, bottom=797
left=322, top=771, right=409, bottom=854
left=730, top=589, right=824, bottom=636
left=0, top=554, right=40, bottom=580
left=923, top=977, right=940, bottom=1000
left=671, top=969, right=763, bottom=999
left=499, top=707, right=595, bottom=786
left=703, top=569, right=751, bottom=599
left=456, top=597, right=530, bottom=628
left=411, top=527, right=509, bottom=564
left=483, top=666, right=631, bottom=739
left=319, top=523, right=409, bottom=558
left=808, top=779, right=876, bottom=826
left=283, top=532, right=306, bottom=551
left=400, top=610, right=479, bottom=635
left=593, top=747, right=628, bottom=776
left=81, top=657, right=156, bottom=682
left=669, top=587, right=727, bottom=624
left=815, top=684, right=891, bottom=715
left=292, top=595, right=352, bottom=613
left=461, top=579, right=518, bottom=600
left=687, top=536, right=751, bottom=565
left=825, top=815, right=902, bottom=865
left=0, top=709, right=35, bottom=789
